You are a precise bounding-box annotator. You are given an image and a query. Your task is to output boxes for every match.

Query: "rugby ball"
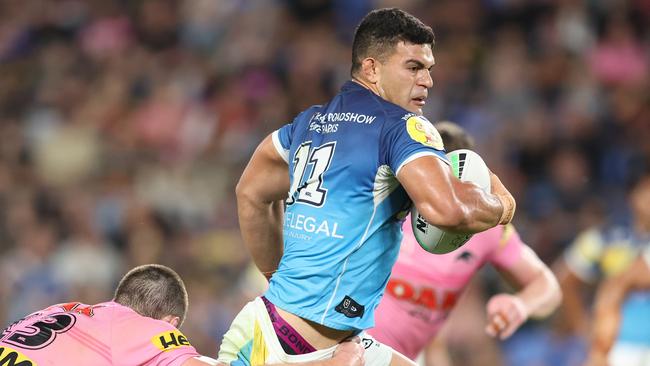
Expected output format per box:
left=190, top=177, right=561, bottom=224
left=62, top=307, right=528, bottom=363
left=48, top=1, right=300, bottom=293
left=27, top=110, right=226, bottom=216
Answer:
left=410, top=149, right=492, bottom=254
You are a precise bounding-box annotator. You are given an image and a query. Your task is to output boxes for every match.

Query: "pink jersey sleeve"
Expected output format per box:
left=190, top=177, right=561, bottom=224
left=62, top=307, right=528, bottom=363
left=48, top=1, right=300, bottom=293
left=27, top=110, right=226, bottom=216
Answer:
left=112, top=305, right=200, bottom=366
left=485, top=224, right=524, bottom=269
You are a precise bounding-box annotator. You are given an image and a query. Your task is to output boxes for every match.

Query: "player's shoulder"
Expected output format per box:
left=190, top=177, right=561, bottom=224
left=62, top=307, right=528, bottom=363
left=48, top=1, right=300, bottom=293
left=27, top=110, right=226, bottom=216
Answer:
left=338, top=80, right=409, bottom=121
left=372, top=97, right=414, bottom=124
left=292, top=104, right=323, bottom=124
left=113, top=305, right=173, bottom=329
left=111, top=303, right=184, bottom=345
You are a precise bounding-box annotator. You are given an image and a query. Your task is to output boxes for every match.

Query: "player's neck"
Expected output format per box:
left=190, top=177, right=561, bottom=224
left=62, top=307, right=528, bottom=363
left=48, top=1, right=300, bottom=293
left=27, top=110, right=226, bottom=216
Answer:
left=351, top=77, right=380, bottom=96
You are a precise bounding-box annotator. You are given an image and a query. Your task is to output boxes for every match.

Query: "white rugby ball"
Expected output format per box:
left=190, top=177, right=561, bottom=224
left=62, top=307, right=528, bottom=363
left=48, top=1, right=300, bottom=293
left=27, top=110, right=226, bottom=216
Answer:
left=411, top=149, right=492, bottom=254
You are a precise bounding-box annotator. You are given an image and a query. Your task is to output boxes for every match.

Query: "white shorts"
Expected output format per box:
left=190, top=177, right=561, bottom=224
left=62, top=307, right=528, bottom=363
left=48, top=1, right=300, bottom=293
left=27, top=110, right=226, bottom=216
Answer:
left=217, top=297, right=393, bottom=366
left=610, top=342, right=650, bottom=366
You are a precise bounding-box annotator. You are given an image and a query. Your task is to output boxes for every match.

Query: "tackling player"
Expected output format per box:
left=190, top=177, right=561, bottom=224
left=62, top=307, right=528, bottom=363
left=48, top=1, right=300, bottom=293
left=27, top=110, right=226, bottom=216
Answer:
left=367, top=122, right=562, bottom=364
left=0, top=264, right=365, bottom=366
left=223, top=8, right=516, bottom=366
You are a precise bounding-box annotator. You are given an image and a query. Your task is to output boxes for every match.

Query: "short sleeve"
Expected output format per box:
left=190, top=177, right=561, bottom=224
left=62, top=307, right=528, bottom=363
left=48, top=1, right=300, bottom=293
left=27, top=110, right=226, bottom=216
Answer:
left=487, top=224, right=525, bottom=270
left=563, top=228, right=604, bottom=283
left=380, top=114, right=448, bottom=176
left=114, top=314, right=200, bottom=366
left=271, top=106, right=322, bottom=164
left=272, top=123, right=292, bottom=163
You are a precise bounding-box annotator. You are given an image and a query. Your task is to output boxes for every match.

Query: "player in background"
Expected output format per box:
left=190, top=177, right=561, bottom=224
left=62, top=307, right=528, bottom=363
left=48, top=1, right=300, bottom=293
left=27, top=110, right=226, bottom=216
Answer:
left=223, top=7, right=516, bottom=366
left=583, top=175, right=650, bottom=366
left=553, top=174, right=650, bottom=365
left=367, top=122, right=562, bottom=365
left=0, top=264, right=365, bottom=366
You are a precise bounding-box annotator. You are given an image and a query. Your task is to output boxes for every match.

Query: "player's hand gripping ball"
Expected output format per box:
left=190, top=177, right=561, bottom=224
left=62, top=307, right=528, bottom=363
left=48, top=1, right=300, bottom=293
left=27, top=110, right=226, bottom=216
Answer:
left=410, top=149, right=491, bottom=254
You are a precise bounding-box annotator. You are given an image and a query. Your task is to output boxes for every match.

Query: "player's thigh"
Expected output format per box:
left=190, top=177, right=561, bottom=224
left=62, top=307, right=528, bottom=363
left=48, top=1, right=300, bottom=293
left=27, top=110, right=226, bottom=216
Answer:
left=217, top=300, right=259, bottom=364
left=359, top=333, right=416, bottom=366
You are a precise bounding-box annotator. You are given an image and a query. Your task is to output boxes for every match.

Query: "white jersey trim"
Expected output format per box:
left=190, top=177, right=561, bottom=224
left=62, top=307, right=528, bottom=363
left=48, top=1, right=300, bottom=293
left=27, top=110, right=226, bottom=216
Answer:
left=272, top=130, right=290, bottom=164
left=395, top=152, right=449, bottom=177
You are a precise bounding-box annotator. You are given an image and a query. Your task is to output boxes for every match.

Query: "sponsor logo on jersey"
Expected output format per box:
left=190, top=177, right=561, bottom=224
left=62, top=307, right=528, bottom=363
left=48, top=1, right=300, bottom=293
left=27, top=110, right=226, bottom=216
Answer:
left=59, top=302, right=102, bottom=317
left=311, top=112, right=377, bottom=124
left=0, top=345, right=35, bottom=366
left=284, top=213, right=344, bottom=239
left=405, top=116, right=444, bottom=150
left=152, top=330, right=192, bottom=352
left=386, top=278, right=458, bottom=311
left=335, top=296, right=365, bottom=318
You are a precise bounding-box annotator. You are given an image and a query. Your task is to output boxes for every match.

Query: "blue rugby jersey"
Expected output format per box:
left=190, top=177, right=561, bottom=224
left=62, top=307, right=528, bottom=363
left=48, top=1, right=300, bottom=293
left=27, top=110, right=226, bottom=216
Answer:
left=264, top=80, right=447, bottom=331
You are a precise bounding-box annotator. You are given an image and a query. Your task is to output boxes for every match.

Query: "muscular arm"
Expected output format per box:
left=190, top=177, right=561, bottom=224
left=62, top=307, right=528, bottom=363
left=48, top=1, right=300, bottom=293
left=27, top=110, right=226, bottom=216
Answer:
left=589, top=255, right=650, bottom=360
left=235, top=134, right=290, bottom=277
left=486, top=246, right=562, bottom=339
left=397, top=156, right=507, bottom=233
left=499, top=246, right=562, bottom=318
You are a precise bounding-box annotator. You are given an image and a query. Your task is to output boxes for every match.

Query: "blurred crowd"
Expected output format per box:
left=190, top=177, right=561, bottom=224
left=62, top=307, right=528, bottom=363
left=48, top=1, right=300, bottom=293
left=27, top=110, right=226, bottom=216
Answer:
left=0, top=0, right=648, bottom=364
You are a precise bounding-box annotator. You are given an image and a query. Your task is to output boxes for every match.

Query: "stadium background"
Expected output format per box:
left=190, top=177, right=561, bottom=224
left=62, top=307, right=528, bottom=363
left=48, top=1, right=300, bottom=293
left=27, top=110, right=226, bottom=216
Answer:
left=0, top=0, right=647, bottom=365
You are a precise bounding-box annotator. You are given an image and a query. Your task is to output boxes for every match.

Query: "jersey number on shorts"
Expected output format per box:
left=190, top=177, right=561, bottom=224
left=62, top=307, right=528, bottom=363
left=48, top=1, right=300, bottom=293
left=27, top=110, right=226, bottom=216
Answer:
left=287, top=141, right=336, bottom=207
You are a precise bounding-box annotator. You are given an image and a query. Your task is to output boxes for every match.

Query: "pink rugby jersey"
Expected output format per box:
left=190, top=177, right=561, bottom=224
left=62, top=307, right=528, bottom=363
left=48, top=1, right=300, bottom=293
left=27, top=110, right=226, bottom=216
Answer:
left=0, top=301, right=200, bottom=366
left=368, top=218, right=523, bottom=359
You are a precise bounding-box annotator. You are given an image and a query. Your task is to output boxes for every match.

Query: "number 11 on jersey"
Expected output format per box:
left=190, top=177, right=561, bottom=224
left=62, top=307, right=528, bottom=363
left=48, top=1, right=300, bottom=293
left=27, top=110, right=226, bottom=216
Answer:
left=287, top=141, right=336, bottom=207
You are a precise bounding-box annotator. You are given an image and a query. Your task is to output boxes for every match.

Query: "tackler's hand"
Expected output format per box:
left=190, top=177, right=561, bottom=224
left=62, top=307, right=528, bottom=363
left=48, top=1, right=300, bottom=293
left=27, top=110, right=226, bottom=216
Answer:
left=332, top=337, right=365, bottom=366
left=485, top=294, right=528, bottom=340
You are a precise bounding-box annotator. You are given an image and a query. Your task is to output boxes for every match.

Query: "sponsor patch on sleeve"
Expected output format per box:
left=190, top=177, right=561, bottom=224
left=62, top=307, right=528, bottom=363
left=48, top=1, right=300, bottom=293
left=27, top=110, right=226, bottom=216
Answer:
left=406, top=116, right=444, bottom=150
left=151, top=330, right=192, bottom=352
left=0, top=345, right=36, bottom=365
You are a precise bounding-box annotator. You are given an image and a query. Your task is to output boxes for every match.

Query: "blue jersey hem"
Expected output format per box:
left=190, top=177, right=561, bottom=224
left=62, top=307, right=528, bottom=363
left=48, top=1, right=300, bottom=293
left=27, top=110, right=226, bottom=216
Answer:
left=263, top=293, right=367, bottom=332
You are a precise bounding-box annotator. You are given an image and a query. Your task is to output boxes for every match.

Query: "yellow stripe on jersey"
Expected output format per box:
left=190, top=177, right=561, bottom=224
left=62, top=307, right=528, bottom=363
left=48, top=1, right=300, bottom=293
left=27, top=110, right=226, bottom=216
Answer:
left=250, top=320, right=268, bottom=366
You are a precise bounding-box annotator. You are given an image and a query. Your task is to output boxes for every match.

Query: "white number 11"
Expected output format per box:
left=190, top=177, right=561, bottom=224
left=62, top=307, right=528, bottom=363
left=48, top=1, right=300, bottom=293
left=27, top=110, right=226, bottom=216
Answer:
left=287, top=141, right=336, bottom=207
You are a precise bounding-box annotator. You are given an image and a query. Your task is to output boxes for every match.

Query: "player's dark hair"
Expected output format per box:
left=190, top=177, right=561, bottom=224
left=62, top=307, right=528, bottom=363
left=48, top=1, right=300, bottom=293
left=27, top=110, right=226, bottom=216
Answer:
left=114, top=264, right=189, bottom=326
left=351, top=8, right=434, bottom=76
left=434, top=121, right=475, bottom=152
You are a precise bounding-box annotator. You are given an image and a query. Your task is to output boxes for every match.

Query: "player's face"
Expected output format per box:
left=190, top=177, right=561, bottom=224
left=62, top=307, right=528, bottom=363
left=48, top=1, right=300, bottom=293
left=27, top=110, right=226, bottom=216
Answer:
left=377, top=41, right=434, bottom=115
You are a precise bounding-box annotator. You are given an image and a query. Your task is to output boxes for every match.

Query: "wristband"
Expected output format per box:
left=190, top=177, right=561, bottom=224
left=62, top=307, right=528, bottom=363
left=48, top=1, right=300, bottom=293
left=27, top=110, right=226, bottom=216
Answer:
left=498, top=194, right=516, bottom=225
